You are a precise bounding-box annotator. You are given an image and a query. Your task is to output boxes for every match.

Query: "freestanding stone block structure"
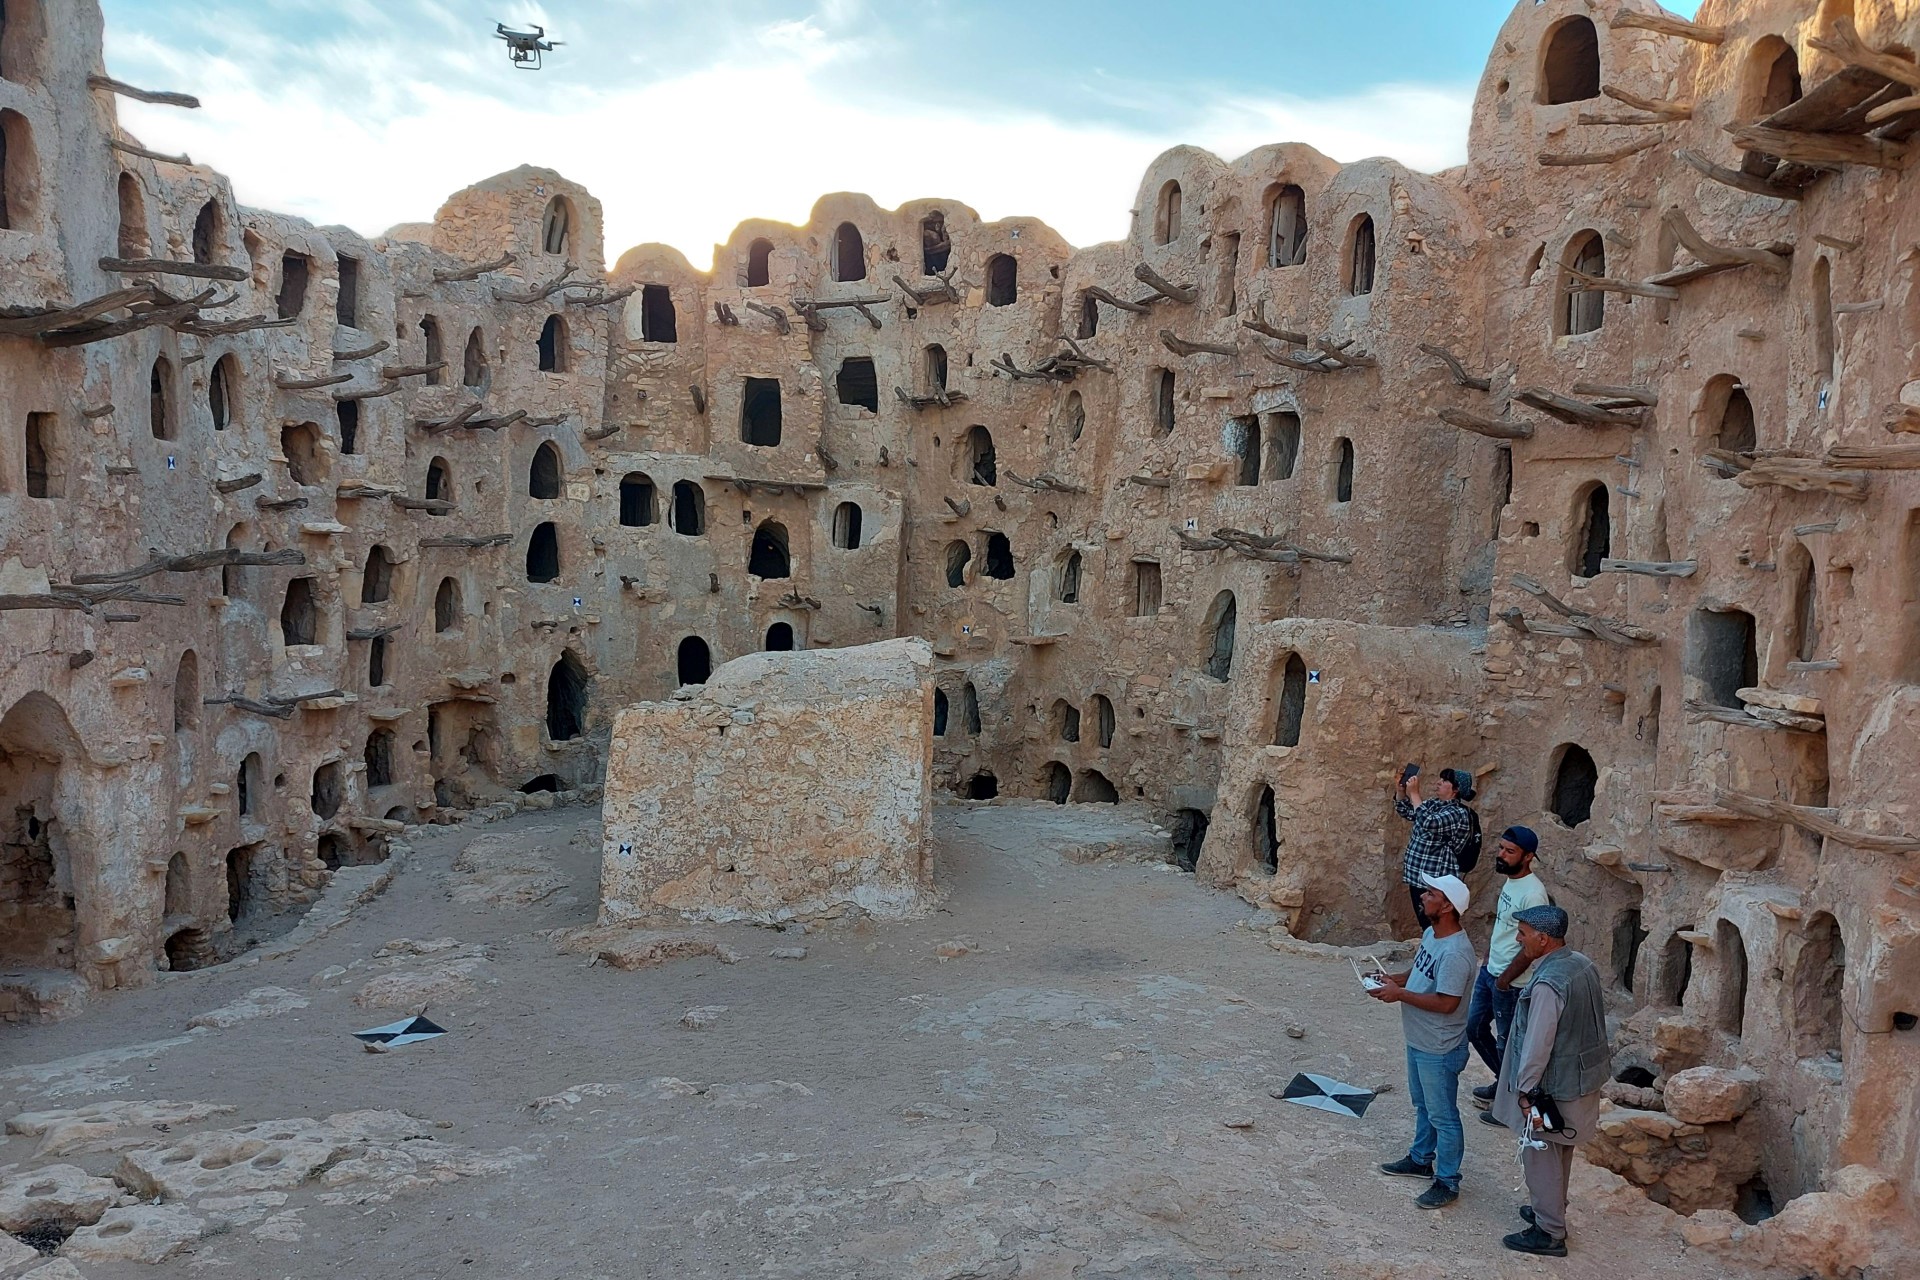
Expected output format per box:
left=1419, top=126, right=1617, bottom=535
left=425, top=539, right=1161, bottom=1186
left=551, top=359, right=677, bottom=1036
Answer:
left=599, top=638, right=934, bottom=924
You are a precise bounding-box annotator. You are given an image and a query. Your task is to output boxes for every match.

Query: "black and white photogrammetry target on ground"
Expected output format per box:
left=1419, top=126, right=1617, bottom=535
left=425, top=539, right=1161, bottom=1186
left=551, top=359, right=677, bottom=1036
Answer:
left=1278, top=1072, right=1377, bottom=1119
left=353, top=1015, right=448, bottom=1047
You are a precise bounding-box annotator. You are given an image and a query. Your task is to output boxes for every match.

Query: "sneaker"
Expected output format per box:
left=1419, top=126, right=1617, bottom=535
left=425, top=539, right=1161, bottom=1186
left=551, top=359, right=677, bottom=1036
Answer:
left=1471, top=1084, right=1496, bottom=1110
left=1415, top=1181, right=1459, bottom=1210
left=1519, top=1205, right=1535, bottom=1225
left=1378, top=1156, right=1434, bottom=1179
left=1502, top=1225, right=1568, bottom=1257
left=1479, top=1111, right=1508, bottom=1128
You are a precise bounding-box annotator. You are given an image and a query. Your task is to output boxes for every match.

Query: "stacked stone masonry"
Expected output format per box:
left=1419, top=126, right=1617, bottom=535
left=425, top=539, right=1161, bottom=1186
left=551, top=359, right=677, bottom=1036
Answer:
left=0, top=0, right=1916, bottom=1225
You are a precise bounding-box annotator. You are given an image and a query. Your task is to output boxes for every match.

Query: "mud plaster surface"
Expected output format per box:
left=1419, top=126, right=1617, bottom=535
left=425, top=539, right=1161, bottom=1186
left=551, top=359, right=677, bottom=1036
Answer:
left=0, top=803, right=1782, bottom=1279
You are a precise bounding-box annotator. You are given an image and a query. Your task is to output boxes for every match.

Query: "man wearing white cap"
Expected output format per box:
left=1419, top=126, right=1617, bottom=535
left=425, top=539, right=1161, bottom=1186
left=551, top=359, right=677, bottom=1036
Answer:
left=1369, top=873, right=1476, bottom=1209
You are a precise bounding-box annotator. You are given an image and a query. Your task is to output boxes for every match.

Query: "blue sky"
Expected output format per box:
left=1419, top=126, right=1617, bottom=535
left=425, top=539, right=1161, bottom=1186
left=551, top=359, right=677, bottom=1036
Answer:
left=97, top=0, right=1702, bottom=265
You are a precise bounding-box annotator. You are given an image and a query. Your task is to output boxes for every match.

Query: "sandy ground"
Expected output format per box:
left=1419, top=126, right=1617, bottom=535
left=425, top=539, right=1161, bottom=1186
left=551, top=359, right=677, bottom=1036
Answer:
left=1, top=800, right=1784, bottom=1280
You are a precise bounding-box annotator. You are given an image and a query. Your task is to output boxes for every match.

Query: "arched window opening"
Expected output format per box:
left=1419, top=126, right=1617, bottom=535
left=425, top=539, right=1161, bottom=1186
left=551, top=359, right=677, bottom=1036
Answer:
left=537, top=314, right=567, bottom=373
left=1332, top=437, right=1355, bottom=503
left=1171, top=809, right=1209, bottom=872
left=526, top=522, right=561, bottom=583
left=1055, top=700, right=1081, bottom=743
left=1057, top=549, right=1082, bottom=603
left=116, top=171, right=148, bottom=257
left=1215, top=232, right=1239, bottom=315
left=1077, top=292, right=1099, bottom=339
left=620, top=473, right=656, bottom=527
left=273, top=252, right=310, bottom=320
left=1153, top=180, right=1182, bottom=245
left=962, top=683, right=983, bottom=735
left=1788, top=543, right=1820, bottom=663
left=1539, top=16, right=1601, bottom=105
left=546, top=653, right=588, bottom=741
left=191, top=198, right=221, bottom=265
left=368, top=635, right=389, bottom=687
left=836, top=357, right=879, bottom=411
left=982, top=532, right=1015, bottom=580
left=433, top=576, right=460, bottom=633
left=1793, top=913, right=1845, bottom=1059
left=462, top=327, right=487, bottom=389
left=986, top=253, right=1018, bottom=306
left=677, top=636, right=712, bottom=685
left=1233, top=415, right=1261, bottom=485
left=1061, top=390, right=1086, bottom=443
left=1205, top=591, right=1237, bottom=681
left=1715, top=920, right=1750, bottom=1038
left=1093, top=695, right=1115, bottom=748
left=1045, top=761, right=1072, bottom=804
left=639, top=283, right=677, bottom=342
left=1275, top=653, right=1307, bottom=747
left=933, top=687, right=949, bottom=736
left=1748, top=37, right=1804, bottom=122
left=226, top=846, right=257, bottom=922
left=281, top=576, right=318, bottom=646
left=281, top=422, right=322, bottom=486
left=832, top=501, right=863, bottom=549
left=1347, top=216, right=1376, bottom=296
left=236, top=753, right=262, bottom=818
left=921, top=213, right=950, bottom=274
left=149, top=356, right=175, bottom=440
left=425, top=457, right=452, bottom=505
left=944, top=540, right=972, bottom=588
left=360, top=545, right=394, bottom=604
left=337, top=399, right=359, bottom=455
left=529, top=441, right=563, bottom=499
left=746, top=238, right=774, bottom=287
left=541, top=196, right=571, bottom=256
left=832, top=221, right=866, bottom=282
left=173, top=650, right=199, bottom=733
left=1153, top=368, right=1176, bottom=437
left=749, top=520, right=791, bottom=579
left=1612, top=906, right=1650, bottom=993
left=221, top=524, right=247, bottom=597
left=966, top=772, right=998, bottom=799
left=1718, top=380, right=1757, bottom=454
left=365, top=728, right=394, bottom=788
left=1561, top=231, right=1606, bottom=335
left=1268, top=411, right=1301, bottom=480
left=741, top=377, right=783, bottom=445
left=409, top=319, right=440, bottom=390
left=1267, top=183, right=1308, bottom=267
left=765, top=622, right=795, bottom=652
left=966, top=425, right=997, bottom=486
left=670, top=481, right=706, bottom=536
left=1254, top=785, right=1279, bottom=873
left=1550, top=744, right=1598, bottom=827
left=208, top=354, right=237, bottom=431
left=1133, top=560, right=1162, bottom=616
left=1573, top=483, right=1610, bottom=577
left=165, top=852, right=191, bottom=918
left=335, top=253, right=360, bottom=328
left=1690, top=608, right=1758, bottom=707
left=1661, top=932, right=1695, bottom=1006
left=23, top=411, right=58, bottom=497
left=1812, top=256, right=1836, bottom=384
left=1074, top=770, right=1119, bottom=804
left=0, top=110, right=33, bottom=231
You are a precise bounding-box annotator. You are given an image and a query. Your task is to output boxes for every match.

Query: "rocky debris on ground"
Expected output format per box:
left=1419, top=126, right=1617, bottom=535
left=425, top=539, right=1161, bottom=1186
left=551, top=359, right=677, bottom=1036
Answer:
left=447, top=829, right=571, bottom=906
left=0, top=1164, right=124, bottom=1233
left=6, top=1100, right=236, bottom=1159
left=59, top=1203, right=208, bottom=1263
left=1265, top=931, right=1418, bottom=964
left=934, top=937, right=976, bottom=958
left=768, top=946, right=808, bottom=960
left=1585, top=1102, right=1761, bottom=1215
left=1660, top=1065, right=1760, bottom=1125
left=17, top=1260, right=87, bottom=1280
left=1220, top=1116, right=1254, bottom=1129
left=679, top=1005, right=728, bottom=1030
left=1676, top=1164, right=1912, bottom=1279
left=350, top=939, right=495, bottom=1009
left=186, top=986, right=310, bottom=1030
left=527, top=1077, right=809, bottom=1120
left=553, top=924, right=742, bottom=969
left=1284, top=1024, right=1306, bottom=1038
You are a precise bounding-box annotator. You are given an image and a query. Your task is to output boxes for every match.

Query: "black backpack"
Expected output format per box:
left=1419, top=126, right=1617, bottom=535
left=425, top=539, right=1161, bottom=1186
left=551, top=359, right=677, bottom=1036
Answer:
left=1456, top=806, right=1483, bottom=874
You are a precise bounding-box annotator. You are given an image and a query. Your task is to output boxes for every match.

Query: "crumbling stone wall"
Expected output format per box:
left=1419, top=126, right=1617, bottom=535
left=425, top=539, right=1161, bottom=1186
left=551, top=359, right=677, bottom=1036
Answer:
left=0, top=0, right=1916, bottom=1227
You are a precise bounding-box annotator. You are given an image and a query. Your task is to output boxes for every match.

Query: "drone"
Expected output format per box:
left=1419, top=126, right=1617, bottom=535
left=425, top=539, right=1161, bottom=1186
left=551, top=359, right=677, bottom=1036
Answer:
left=495, top=22, right=562, bottom=70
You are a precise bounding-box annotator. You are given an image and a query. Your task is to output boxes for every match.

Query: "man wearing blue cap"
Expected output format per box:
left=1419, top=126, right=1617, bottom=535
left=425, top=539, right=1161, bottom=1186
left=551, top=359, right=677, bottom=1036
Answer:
left=1468, top=826, right=1550, bottom=1113
left=1492, top=904, right=1611, bottom=1257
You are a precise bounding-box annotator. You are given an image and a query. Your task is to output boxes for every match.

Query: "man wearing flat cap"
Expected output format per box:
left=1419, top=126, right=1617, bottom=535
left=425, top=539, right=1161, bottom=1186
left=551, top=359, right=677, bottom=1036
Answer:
left=1492, top=904, right=1612, bottom=1257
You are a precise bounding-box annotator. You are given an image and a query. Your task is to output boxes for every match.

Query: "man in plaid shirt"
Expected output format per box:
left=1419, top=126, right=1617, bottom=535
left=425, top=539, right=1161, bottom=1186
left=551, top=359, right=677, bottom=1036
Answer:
left=1395, top=766, right=1476, bottom=928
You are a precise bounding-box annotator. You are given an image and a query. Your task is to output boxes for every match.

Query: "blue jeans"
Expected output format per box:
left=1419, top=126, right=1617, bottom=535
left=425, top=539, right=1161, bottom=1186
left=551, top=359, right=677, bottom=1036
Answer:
left=1406, top=1041, right=1469, bottom=1189
left=1466, top=965, right=1521, bottom=1078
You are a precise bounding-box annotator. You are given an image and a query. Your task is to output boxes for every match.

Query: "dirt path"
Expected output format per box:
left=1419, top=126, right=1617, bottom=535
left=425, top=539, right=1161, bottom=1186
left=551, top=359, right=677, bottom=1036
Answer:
left=2, top=801, right=1779, bottom=1280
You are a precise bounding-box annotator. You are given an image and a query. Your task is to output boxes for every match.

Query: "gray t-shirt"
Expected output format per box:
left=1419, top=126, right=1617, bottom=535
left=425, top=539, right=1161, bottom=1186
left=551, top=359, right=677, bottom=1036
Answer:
left=1401, top=927, right=1476, bottom=1054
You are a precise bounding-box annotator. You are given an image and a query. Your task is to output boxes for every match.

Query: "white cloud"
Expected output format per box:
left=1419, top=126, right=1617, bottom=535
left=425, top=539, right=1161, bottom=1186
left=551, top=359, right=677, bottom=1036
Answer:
left=107, top=18, right=1474, bottom=270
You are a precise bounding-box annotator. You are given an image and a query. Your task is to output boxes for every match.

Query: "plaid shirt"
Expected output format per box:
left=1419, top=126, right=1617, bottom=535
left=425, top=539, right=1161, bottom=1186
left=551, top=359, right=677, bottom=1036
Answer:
left=1395, top=795, right=1471, bottom=886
